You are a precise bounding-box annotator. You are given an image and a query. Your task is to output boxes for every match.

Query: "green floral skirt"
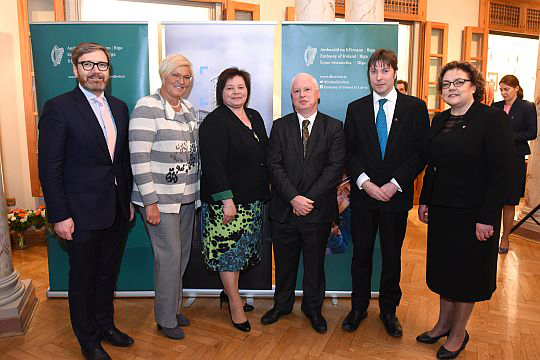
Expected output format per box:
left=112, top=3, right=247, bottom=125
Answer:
left=201, top=201, right=263, bottom=272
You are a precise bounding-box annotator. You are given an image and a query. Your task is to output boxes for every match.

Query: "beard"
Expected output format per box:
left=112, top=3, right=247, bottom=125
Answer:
left=78, top=72, right=109, bottom=94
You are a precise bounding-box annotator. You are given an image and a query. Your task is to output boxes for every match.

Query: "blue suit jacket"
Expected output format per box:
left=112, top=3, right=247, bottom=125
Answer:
left=38, top=86, right=132, bottom=230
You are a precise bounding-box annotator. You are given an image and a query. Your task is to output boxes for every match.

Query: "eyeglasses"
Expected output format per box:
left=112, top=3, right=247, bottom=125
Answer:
left=78, top=61, right=110, bottom=71
left=170, top=72, right=193, bottom=83
left=441, top=78, right=471, bottom=89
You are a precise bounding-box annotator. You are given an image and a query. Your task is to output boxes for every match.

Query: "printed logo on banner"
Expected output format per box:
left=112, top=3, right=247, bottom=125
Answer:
left=50, top=45, right=64, bottom=67
left=304, top=45, right=317, bottom=67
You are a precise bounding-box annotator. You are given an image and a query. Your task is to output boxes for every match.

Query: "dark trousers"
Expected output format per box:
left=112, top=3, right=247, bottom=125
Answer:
left=350, top=207, right=408, bottom=315
left=67, top=192, right=127, bottom=350
left=271, top=219, right=331, bottom=315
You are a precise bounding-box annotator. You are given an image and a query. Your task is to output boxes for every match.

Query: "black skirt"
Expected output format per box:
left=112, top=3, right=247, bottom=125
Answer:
left=426, top=206, right=501, bottom=302
left=505, top=156, right=526, bottom=205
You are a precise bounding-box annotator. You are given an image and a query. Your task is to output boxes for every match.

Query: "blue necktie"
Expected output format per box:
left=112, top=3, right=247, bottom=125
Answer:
left=376, top=98, right=388, bottom=158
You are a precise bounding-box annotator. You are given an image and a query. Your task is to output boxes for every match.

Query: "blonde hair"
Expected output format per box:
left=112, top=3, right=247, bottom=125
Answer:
left=159, top=54, right=193, bottom=82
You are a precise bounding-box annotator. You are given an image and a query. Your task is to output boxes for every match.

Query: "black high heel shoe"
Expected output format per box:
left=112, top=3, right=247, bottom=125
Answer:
left=219, top=290, right=254, bottom=312
left=416, top=328, right=451, bottom=344
left=219, top=291, right=251, bottom=332
left=437, top=331, right=469, bottom=359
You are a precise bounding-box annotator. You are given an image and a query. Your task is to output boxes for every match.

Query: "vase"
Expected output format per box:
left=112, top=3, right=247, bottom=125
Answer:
left=10, top=231, right=26, bottom=250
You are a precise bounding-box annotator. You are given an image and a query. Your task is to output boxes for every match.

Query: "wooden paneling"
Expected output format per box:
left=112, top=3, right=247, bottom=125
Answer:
left=224, top=1, right=260, bottom=21
left=489, top=0, right=540, bottom=36
left=422, top=22, right=448, bottom=113
left=463, top=26, right=489, bottom=79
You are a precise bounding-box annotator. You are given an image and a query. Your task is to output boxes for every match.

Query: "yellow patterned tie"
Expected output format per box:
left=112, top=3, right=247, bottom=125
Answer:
left=302, top=119, right=310, bottom=157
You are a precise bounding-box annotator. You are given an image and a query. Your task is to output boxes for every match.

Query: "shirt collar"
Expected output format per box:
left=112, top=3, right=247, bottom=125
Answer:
left=373, top=87, right=397, bottom=105
left=79, top=83, right=104, bottom=102
left=297, top=110, right=318, bottom=124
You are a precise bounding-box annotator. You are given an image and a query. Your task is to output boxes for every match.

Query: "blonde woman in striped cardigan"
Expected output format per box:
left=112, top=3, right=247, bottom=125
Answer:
left=129, top=54, right=199, bottom=340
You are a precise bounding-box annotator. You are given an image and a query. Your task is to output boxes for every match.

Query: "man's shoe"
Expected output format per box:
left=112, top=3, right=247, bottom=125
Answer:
left=100, top=327, right=134, bottom=347
left=81, top=344, right=111, bottom=360
left=306, top=312, right=327, bottom=333
left=177, top=313, right=190, bottom=327
left=157, top=324, right=185, bottom=339
left=342, top=309, right=368, bottom=332
left=261, top=308, right=291, bottom=325
left=379, top=313, right=403, bottom=337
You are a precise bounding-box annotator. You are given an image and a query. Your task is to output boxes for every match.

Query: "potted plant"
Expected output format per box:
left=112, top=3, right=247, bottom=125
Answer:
left=7, top=209, right=31, bottom=249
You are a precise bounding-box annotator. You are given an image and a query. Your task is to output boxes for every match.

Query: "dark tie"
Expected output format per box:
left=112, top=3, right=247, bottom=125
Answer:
left=376, top=98, right=388, bottom=157
left=302, top=119, right=310, bottom=157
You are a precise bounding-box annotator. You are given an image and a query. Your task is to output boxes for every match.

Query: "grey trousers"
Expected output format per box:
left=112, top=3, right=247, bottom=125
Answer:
left=140, top=203, right=195, bottom=327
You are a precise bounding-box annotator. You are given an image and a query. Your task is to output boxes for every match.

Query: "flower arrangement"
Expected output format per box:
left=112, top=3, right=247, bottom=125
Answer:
left=7, top=206, right=47, bottom=249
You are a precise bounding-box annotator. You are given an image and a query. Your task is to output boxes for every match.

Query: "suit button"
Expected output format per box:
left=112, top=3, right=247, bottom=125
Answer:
left=433, top=166, right=437, bottom=172
left=260, top=163, right=264, bottom=166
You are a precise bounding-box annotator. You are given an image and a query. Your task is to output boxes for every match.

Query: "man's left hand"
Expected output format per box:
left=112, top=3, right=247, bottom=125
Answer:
left=380, top=182, right=398, bottom=200
left=129, top=203, right=135, bottom=221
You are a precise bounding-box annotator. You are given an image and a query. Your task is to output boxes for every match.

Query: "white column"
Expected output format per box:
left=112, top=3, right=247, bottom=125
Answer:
left=0, top=160, right=37, bottom=336
left=295, top=0, right=335, bottom=21
left=515, top=45, right=540, bottom=240
left=345, top=0, right=384, bottom=22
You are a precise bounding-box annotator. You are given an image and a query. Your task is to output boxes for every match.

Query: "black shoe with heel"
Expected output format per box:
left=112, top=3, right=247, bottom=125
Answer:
left=416, top=328, right=451, bottom=344
left=220, top=290, right=254, bottom=312
left=220, top=291, right=250, bottom=332
left=437, top=331, right=469, bottom=359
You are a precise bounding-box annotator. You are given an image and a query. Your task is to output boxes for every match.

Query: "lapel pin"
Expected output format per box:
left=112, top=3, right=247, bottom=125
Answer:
left=393, top=117, right=398, bottom=122
left=462, top=125, right=466, bottom=128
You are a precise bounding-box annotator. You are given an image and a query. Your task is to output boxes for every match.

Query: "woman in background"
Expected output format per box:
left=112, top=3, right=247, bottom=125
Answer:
left=199, top=67, right=269, bottom=332
left=129, top=54, right=199, bottom=340
left=492, top=75, right=538, bottom=253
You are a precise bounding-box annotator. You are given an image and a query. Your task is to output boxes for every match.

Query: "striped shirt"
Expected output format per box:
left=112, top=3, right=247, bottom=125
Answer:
left=129, top=91, right=199, bottom=213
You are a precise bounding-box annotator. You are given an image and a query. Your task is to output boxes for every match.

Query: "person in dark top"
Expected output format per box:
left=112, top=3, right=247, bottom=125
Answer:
left=199, top=67, right=269, bottom=333
left=417, top=61, right=514, bottom=359
left=492, top=75, right=538, bottom=254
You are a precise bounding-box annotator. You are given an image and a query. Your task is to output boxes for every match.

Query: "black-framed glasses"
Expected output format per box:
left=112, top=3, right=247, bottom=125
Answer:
left=78, top=61, right=110, bottom=71
left=441, top=78, right=471, bottom=89
left=170, top=72, right=192, bottom=83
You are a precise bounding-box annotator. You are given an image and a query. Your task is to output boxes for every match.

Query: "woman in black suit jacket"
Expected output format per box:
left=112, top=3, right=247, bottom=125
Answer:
left=492, top=75, right=538, bottom=253
left=416, top=62, right=514, bottom=359
left=199, top=67, right=269, bottom=333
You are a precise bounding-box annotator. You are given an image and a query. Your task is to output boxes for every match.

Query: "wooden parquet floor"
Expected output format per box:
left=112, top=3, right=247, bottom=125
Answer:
left=2, top=207, right=540, bottom=359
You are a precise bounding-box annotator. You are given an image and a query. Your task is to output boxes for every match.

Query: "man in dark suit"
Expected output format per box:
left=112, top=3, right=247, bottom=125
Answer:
left=342, top=49, right=429, bottom=336
left=38, top=42, right=134, bottom=360
left=262, top=73, right=345, bottom=333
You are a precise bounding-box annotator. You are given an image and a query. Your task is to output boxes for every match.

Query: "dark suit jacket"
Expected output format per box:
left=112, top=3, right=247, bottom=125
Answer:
left=267, top=111, right=345, bottom=224
left=492, top=98, right=537, bottom=157
left=345, top=92, right=430, bottom=212
left=420, top=101, right=515, bottom=226
left=199, top=105, right=270, bottom=204
left=38, top=86, right=132, bottom=230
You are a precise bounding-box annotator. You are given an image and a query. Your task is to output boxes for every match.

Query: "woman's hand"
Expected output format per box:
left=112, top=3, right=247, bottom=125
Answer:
left=145, top=203, right=160, bottom=226
left=476, top=223, right=494, bottom=241
left=222, top=199, right=237, bottom=225
left=418, top=204, right=429, bottom=224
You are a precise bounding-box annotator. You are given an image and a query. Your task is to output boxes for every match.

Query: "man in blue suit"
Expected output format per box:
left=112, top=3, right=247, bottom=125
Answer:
left=39, top=42, right=134, bottom=360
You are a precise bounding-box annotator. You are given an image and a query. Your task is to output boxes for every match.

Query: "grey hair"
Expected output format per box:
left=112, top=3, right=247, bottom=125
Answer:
left=158, top=54, right=193, bottom=82
left=290, top=72, right=319, bottom=92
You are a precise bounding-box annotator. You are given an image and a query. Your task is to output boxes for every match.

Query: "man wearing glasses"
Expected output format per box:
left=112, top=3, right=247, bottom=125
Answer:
left=39, top=42, right=134, bottom=360
left=343, top=49, right=429, bottom=337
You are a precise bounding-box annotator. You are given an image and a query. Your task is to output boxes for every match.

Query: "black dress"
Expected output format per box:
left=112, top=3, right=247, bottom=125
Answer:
left=420, top=103, right=515, bottom=302
left=492, top=99, right=538, bottom=205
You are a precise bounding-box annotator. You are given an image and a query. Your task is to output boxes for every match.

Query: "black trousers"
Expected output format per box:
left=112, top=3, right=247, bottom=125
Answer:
left=350, top=207, right=408, bottom=315
left=67, top=191, right=127, bottom=350
left=271, top=219, right=331, bottom=315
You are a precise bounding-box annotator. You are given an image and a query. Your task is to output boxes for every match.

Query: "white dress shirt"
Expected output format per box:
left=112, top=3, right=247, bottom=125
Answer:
left=297, top=111, right=317, bottom=137
left=356, top=88, right=402, bottom=192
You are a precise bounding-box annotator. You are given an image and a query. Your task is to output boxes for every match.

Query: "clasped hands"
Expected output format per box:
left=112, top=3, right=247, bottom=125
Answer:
left=291, top=195, right=314, bottom=216
left=362, top=181, right=398, bottom=202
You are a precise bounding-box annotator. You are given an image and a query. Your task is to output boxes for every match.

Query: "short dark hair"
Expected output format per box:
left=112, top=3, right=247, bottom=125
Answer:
left=216, top=67, right=251, bottom=107
left=500, top=74, right=524, bottom=99
left=397, top=80, right=408, bottom=91
left=72, top=42, right=110, bottom=66
left=368, top=49, right=398, bottom=72
left=437, top=61, right=485, bottom=102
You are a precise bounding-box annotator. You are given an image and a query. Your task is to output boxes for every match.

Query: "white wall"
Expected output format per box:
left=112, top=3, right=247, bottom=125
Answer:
left=0, top=1, right=36, bottom=210
left=427, top=0, right=479, bottom=62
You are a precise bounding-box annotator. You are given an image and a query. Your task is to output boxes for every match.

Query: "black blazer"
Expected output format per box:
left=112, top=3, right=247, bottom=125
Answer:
left=492, top=98, right=537, bottom=157
left=345, top=92, right=430, bottom=212
left=38, top=86, right=132, bottom=230
left=199, top=105, right=269, bottom=205
left=267, top=111, right=345, bottom=224
left=420, top=101, right=515, bottom=226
